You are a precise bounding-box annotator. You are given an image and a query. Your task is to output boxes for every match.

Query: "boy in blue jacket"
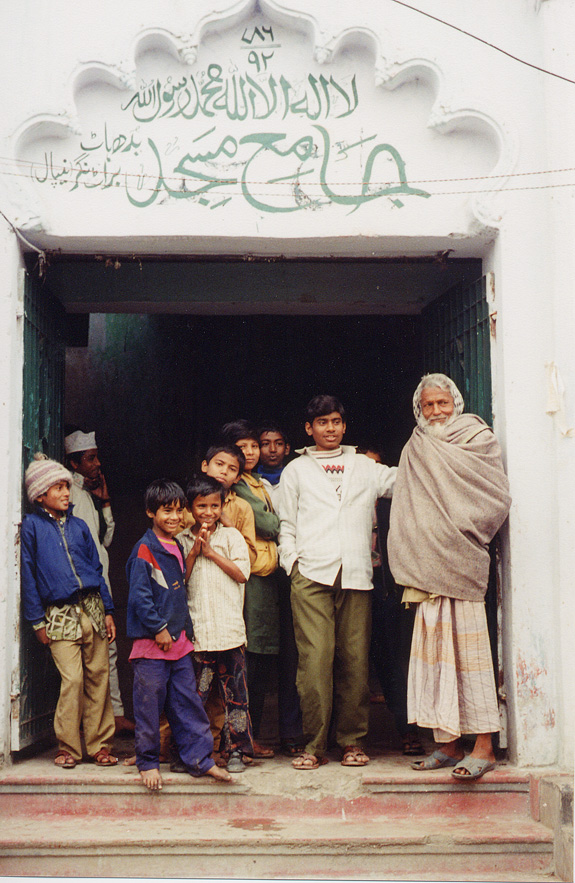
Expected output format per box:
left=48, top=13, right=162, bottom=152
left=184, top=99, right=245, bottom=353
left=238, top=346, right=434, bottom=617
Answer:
left=126, top=479, right=231, bottom=790
left=21, top=453, right=117, bottom=769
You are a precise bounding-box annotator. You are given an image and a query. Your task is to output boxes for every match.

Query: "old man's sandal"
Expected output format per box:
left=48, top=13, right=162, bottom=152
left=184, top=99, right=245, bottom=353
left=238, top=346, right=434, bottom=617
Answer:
left=411, top=749, right=459, bottom=770
left=451, top=757, right=496, bottom=780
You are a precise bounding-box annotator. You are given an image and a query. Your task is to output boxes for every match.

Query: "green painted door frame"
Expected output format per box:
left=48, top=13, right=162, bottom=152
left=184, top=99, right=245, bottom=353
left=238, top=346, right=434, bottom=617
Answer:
left=15, top=272, right=65, bottom=750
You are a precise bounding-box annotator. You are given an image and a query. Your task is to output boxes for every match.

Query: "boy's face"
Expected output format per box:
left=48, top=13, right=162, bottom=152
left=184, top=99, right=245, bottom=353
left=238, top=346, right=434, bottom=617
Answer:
left=259, top=431, right=290, bottom=469
left=201, top=452, right=240, bottom=489
left=235, top=437, right=260, bottom=473
left=190, top=492, right=222, bottom=530
left=37, top=481, right=70, bottom=519
left=305, top=412, right=346, bottom=452
left=147, top=501, right=184, bottom=540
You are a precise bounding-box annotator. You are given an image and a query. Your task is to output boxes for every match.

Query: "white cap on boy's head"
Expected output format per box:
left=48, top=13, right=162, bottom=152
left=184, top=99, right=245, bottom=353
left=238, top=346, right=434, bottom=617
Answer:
left=24, top=453, right=73, bottom=504
left=64, top=430, right=97, bottom=454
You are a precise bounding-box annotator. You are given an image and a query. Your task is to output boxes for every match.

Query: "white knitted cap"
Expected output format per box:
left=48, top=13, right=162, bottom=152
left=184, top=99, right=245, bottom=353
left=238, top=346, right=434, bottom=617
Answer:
left=24, top=453, right=73, bottom=504
left=64, top=430, right=97, bottom=455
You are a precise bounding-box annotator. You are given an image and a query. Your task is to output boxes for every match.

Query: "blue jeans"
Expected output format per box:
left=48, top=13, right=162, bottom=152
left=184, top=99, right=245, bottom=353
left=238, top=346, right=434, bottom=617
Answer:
left=132, top=654, right=214, bottom=774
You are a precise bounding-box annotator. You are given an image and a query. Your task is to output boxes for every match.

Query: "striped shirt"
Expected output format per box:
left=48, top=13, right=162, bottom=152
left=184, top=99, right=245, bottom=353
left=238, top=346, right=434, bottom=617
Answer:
left=178, top=523, right=251, bottom=651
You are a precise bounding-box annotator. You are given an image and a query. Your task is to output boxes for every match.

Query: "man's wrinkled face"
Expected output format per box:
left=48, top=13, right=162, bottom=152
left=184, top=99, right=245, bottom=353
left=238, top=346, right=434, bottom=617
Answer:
left=420, top=387, right=455, bottom=429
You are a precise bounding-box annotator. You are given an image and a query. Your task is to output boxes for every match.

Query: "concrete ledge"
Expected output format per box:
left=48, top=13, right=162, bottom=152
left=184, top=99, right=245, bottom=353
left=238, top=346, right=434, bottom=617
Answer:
left=535, top=772, right=573, bottom=883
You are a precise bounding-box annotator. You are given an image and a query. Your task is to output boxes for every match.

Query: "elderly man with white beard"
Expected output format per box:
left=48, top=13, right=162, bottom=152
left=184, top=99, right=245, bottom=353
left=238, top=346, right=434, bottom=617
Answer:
left=388, top=374, right=511, bottom=781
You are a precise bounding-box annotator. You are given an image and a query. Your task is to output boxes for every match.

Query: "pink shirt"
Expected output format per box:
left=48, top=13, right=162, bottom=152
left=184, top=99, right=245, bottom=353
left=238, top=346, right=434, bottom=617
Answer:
left=129, top=535, right=194, bottom=661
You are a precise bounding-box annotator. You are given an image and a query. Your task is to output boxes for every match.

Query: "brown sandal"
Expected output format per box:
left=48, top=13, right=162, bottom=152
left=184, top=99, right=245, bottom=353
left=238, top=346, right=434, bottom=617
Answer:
left=341, top=745, right=370, bottom=766
left=292, top=752, right=328, bottom=770
left=91, top=748, right=118, bottom=766
left=54, top=750, right=76, bottom=769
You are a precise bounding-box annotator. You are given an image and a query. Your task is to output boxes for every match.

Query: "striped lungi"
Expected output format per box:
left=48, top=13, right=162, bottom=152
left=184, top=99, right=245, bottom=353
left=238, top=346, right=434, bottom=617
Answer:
left=407, top=596, right=500, bottom=743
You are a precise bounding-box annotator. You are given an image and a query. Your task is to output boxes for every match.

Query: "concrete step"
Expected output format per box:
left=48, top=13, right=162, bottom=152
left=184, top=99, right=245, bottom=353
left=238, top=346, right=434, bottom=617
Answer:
left=0, top=813, right=555, bottom=879
left=0, top=753, right=534, bottom=819
left=0, top=751, right=559, bottom=880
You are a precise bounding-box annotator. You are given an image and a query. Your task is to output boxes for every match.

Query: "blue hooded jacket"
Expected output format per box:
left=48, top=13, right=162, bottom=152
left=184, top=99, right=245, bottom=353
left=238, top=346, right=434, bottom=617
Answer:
left=20, top=504, right=114, bottom=625
left=126, top=529, right=193, bottom=641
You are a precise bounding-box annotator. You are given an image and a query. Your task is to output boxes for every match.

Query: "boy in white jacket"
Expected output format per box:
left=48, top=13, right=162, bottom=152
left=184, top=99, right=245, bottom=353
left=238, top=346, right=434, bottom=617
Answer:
left=278, top=395, right=396, bottom=770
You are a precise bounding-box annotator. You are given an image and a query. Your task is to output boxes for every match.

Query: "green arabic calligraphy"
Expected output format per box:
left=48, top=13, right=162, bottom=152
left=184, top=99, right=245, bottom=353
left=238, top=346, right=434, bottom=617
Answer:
left=31, top=126, right=431, bottom=213
left=121, top=68, right=359, bottom=122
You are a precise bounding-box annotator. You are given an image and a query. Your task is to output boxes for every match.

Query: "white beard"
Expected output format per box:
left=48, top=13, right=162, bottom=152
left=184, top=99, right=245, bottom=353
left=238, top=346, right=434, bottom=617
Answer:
left=423, top=415, right=454, bottom=437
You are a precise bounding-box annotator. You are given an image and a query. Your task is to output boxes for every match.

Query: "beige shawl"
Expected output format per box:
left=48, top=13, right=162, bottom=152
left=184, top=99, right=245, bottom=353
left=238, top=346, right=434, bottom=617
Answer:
left=388, top=414, right=511, bottom=601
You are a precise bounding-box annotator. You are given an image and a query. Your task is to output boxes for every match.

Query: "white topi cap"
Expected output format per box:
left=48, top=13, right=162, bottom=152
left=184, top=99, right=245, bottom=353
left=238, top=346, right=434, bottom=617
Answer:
left=64, top=430, right=97, bottom=455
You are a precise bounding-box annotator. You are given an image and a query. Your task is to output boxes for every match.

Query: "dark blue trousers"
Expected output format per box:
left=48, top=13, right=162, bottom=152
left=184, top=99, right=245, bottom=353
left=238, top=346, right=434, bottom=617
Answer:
left=132, top=654, right=214, bottom=775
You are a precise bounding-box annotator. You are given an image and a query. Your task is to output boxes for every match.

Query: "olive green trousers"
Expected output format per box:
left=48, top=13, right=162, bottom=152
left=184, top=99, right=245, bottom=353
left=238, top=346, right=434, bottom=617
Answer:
left=290, top=563, right=372, bottom=758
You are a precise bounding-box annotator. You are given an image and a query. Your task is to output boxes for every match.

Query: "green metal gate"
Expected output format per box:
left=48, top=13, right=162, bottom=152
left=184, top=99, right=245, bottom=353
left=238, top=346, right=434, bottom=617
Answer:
left=422, top=275, right=493, bottom=425
left=14, top=271, right=65, bottom=750
left=422, top=273, right=505, bottom=745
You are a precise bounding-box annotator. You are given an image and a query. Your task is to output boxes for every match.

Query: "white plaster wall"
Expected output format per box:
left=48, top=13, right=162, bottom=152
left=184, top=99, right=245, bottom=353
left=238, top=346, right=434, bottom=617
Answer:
left=0, top=0, right=572, bottom=767
left=539, top=0, right=575, bottom=770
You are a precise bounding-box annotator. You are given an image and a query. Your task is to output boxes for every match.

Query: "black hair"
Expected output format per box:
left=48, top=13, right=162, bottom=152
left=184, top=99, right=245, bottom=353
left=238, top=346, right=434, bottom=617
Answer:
left=356, top=443, right=387, bottom=461
left=144, top=479, right=185, bottom=513
left=185, top=474, right=226, bottom=507
left=219, top=419, right=260, bottom=445
left=66, top=451, right=86, bottom=468
left=258, top=421, right=289, bottom=445
left=305, top=395, right=346, bottom=425
left=204, top=443, right=246, bottom=474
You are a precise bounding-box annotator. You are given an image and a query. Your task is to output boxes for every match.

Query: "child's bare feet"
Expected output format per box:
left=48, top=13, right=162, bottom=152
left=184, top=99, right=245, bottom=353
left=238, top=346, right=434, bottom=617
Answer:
left=140, top=768, right=163, bottom=791
left=206, top=764, right=232, bottom=783
left=123, top=754, right=136, bottom=766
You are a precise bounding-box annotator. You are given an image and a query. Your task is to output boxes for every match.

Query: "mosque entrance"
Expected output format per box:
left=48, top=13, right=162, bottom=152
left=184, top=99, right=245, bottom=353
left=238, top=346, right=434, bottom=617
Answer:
left=16, top=255, right=498, bottom=752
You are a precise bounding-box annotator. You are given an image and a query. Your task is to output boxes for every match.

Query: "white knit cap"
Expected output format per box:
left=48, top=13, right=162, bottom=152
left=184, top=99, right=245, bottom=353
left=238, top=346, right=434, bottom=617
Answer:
left=24, top=453, right=73, bottom=504
left=64, top=430, right=97, bottom=455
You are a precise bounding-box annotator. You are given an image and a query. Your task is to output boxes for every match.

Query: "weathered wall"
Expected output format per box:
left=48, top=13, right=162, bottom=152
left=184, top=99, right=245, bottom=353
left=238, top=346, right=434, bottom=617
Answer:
left=0, top=223, right=25, bottom=762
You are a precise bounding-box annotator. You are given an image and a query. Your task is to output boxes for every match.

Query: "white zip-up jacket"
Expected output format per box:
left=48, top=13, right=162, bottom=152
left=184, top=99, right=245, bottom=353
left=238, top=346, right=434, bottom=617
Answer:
left=277, top=445, right=396, bottom=590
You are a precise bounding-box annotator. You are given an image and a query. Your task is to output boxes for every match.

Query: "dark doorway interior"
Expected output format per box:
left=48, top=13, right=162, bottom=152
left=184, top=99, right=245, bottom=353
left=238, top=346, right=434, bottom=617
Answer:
left=65, top=311, right=423, bottom=730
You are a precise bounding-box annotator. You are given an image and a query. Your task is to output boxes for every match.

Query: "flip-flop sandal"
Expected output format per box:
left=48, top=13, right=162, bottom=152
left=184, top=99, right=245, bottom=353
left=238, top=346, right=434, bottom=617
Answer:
left=91, top=748, right=118, bottom=766
left=411, top=749, right=460, bottom=770
left=54, top=751, right=76, bottom=769
left=451, top=756, right=497, bottom=781
left=292, top=752, right=328, bottom=770
left=341, top=746, right=370, bottom=766
left=226, top=751, right=246, bottom=773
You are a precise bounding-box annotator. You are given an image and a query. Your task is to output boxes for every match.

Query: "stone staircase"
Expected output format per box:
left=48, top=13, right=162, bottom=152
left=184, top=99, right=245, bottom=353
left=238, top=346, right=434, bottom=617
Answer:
left=0, top=748, right=564, bottom=880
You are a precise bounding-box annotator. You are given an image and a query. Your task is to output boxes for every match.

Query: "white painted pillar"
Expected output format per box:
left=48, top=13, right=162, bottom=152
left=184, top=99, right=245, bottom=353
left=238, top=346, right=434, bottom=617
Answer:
left=0, top=220, right=24, bottom=764
left=491, top=193, right=561, bottom=766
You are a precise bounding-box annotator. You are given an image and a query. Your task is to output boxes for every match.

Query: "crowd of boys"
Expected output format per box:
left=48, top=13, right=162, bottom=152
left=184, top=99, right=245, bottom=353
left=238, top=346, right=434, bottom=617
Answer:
left=21, top=382, right=509, bottom=789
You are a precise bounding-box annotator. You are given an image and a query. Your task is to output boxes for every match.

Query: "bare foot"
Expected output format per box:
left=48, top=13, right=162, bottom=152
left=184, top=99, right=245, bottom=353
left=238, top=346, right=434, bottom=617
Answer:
left=140, top=768, right=163, bottom=791
left=123, top=754, right=137, bottom=766
left=206, top=764, right=232, bottom=783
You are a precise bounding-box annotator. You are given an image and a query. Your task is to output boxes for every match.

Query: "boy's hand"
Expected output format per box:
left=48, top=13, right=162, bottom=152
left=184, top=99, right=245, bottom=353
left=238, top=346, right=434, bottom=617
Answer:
left=199, top=525, right=213, bottom=557
left=34, top=627, right=50, bottom=645
left=155, top=627, right=172, bottom=652
left=105, top=614, right=116, bottom=643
